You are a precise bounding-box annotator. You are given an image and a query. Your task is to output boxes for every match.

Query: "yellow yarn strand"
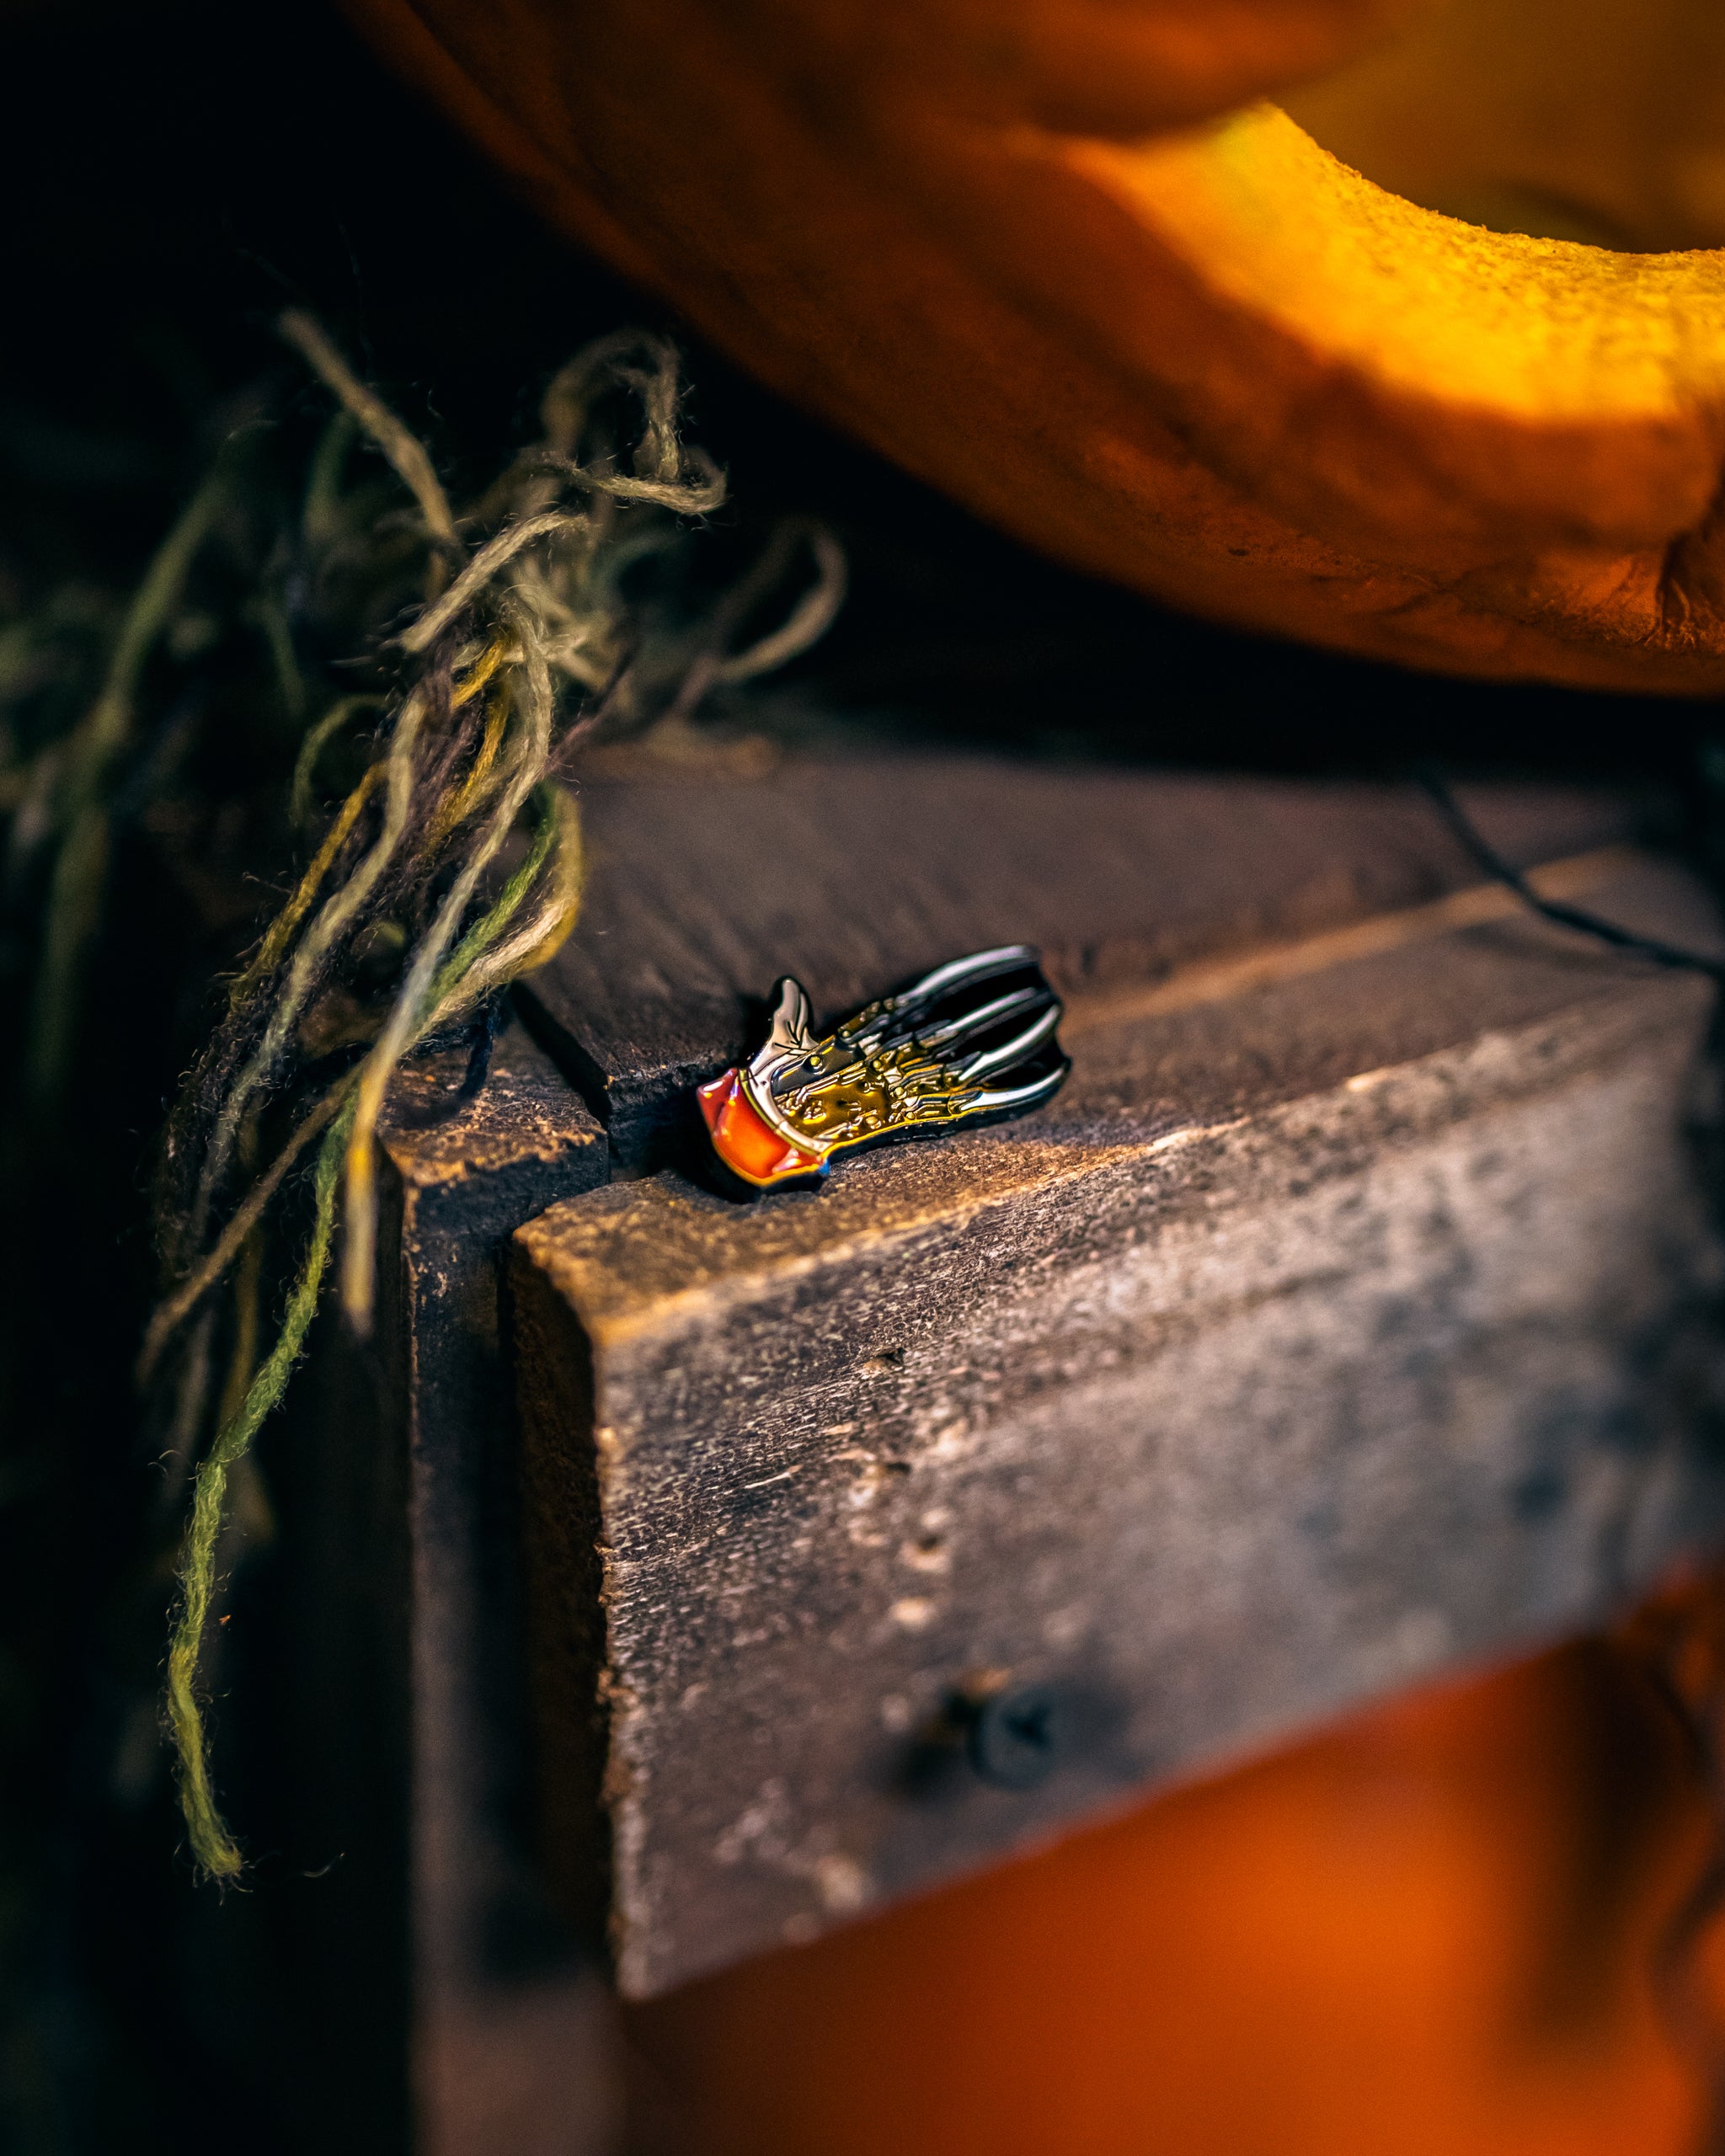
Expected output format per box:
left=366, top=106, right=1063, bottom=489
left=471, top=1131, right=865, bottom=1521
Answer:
left=289, top=693, right=384, bottom=829
left=424, top=681, right=510, bottom=852
left=339, top=622, right=553, bottom=1330
left=143, top=318, right=845, bottom=1881
left=227, top=763, right=382, bottom=1011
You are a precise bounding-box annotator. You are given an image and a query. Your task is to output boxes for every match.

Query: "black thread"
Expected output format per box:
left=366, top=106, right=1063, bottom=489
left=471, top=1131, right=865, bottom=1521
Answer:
left=1416, top=765, right=1725, bottom=985
left=455, top=991, right=506, bottom=1104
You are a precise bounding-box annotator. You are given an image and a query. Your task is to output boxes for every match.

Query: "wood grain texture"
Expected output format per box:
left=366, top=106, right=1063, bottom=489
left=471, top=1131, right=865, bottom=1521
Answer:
left=518, top=753, right=1653, bottom=1170
left=509, top=755, right=1725, bottom=1996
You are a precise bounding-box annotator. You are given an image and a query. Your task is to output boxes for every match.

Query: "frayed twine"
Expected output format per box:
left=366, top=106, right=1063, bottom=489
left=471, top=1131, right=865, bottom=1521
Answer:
left=132, top=315, right=843, bottom=1877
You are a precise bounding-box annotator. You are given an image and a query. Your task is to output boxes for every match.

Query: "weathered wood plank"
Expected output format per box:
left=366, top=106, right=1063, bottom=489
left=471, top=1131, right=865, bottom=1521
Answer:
left=512, top=804, right=1725, bottom=1998
left=267, top=1026, right=612, bottom=2155
left=372, top=1033, right=614, bottom=2147
left=519, top=755, right=1653, bottom=1168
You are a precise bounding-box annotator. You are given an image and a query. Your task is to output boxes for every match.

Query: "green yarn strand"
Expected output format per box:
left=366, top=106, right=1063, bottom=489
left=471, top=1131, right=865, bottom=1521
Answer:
left=430, top=780, right=562, bottom=1006
left=165, top=1097, right=354, bottom=1879
left=142, top=319, right=843, bottom=1876
left=29, top=452, right=237, bottom=1098
left=163, top=796, right=555, bottom=1876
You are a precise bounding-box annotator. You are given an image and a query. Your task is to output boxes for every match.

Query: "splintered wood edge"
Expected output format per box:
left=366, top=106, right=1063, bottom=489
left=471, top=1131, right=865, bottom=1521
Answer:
left=381, top=1032, right=606, bottom=1190
left=514, top=964, right=1707, bottom=1356
left=517, top=1132, right=1155, bottom=1348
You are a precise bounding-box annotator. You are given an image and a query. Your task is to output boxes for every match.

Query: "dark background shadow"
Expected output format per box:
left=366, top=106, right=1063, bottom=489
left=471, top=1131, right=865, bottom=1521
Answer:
left=1, top=4, right=1720, bottom=2153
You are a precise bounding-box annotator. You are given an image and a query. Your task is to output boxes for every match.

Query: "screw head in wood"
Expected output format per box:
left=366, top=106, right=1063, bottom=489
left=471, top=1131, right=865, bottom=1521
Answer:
left=967, top=1684, right=1062, bottom=1790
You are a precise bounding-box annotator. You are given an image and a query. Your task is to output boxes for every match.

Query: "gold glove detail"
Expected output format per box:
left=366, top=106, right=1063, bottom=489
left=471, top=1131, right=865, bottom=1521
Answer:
left=697, top=945, right=1069, bottom=1192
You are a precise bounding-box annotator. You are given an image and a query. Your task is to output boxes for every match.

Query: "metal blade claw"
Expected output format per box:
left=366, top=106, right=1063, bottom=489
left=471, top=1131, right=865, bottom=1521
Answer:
left=953, top=996, right=1064, bottom=1082
left=915, top=981, right=1049, bottom=1051
left=896, top=944, right=1039, bottom=1009
left=698, top=944, right=1071, bottom=1192
left=968, top=1061, right=1071, bottom=1114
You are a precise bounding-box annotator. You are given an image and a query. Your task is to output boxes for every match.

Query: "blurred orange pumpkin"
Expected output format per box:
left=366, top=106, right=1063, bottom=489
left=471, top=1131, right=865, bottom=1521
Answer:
left=343, top=0, right=1725, bottom=694
left=621, top=1641, right=1718, bottom=2156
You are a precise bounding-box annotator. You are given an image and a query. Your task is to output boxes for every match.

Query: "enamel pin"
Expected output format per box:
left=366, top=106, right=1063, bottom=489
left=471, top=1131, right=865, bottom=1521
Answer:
left=697, top=944, right=1070, bottom=1193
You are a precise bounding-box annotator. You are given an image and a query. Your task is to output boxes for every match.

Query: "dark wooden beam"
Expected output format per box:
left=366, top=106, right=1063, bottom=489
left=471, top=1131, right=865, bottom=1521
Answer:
left=506, top=754, right=1725, bottom=1997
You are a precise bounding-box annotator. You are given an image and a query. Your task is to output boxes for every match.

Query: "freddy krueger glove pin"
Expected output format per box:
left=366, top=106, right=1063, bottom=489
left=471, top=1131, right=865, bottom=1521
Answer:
left=697, top=944, right=1070, bottom=1193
